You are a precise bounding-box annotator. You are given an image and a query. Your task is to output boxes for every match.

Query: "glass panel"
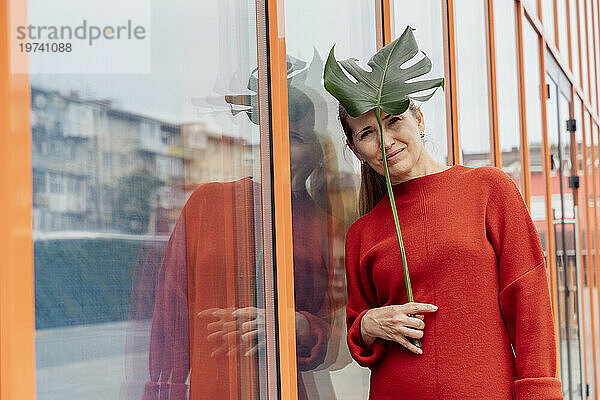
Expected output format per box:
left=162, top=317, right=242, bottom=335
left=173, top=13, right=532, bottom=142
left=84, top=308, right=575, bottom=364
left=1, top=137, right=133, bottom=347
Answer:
left=570, top=0, right=580, bottom=87
left=454, top=0, right=491, bottom=166
left=394, top=1, right=447, bottom=165
left=493, top=0, right=522, bottom=186
left=523, top=21, right=548, bottom=259
left=591, top=121, right=600, bottom=392
left=593, top=0, right=600, bottom=111
left=579, top=0, right=589, bottom=99
left=557, top=0, right=568, bottom=57
left=543, top=0, right=556, bottom=47
left=575, top=97, right=596, bottom=400
left=587, top=0, right=597, bottom=109
left=524, top=0, right=539, bottom=16
left=585, top=113, right=600, bottom=394
left=284, top=0, right=377, bottom=398
left=548, top=76, right=583, bottom=398
left=31, top=1, right=272, bottom=399
left=545, top=76, right=569, bottom=395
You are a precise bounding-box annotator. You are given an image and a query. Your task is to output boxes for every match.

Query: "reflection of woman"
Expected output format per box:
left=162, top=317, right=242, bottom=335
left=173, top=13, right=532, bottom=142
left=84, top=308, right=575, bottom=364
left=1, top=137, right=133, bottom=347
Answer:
left=340, top=100, right=563, bottom=399
left=136, top=86, right=344, bottom=400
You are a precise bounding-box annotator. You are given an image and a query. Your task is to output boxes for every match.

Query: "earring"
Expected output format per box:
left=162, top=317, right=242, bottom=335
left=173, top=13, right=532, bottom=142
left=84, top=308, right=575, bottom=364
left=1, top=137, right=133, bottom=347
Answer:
left=360, top=159, right=366, bottom=165
left=420, top=131, right=425, bottom=138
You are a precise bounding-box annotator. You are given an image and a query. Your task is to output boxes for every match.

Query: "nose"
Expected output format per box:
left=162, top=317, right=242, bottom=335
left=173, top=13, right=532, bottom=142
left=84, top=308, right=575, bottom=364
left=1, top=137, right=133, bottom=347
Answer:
left=379, top=127, right=395, bottom=150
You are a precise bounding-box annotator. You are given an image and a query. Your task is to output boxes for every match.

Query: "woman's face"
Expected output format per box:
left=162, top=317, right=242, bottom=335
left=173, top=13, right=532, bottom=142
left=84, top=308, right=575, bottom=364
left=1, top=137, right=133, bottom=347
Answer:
left=345, top=108, right=425, bottom=181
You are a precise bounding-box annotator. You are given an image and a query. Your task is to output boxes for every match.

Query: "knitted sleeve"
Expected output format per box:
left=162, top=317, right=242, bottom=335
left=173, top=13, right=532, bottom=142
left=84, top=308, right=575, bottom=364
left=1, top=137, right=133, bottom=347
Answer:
left=484, top=167, right=563, bottom=399
left=344, top=222, right=387, bottom=368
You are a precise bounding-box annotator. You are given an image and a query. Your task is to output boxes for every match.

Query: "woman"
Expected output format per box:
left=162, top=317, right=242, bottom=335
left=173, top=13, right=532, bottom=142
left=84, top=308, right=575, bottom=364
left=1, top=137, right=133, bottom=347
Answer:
left=340, top=100, right=564, bottom=399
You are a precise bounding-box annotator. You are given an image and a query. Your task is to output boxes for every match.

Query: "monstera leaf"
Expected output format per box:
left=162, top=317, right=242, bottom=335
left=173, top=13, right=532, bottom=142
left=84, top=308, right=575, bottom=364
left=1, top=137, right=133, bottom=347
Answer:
left=323, top=26, right=445, bottom=350
left=324, top=26, right=444, bottom=118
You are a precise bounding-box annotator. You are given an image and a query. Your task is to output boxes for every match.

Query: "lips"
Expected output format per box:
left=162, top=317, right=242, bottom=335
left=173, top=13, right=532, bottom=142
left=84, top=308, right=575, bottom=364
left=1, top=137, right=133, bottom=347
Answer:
left=385, top=147, right=405, bottom=160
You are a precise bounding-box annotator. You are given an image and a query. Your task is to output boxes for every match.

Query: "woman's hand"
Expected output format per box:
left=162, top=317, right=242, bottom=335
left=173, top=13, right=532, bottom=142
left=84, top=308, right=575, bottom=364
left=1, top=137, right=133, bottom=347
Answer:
left=360, top=302, right=438, bottom=355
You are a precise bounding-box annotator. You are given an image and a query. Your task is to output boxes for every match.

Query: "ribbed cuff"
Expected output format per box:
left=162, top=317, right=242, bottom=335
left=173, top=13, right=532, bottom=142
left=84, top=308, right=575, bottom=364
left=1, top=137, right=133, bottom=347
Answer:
left=142, top=382, right=188, bottom=400
left=512, top=377, right=563, bottom=399
left=347, top=309, right=386, bottom=368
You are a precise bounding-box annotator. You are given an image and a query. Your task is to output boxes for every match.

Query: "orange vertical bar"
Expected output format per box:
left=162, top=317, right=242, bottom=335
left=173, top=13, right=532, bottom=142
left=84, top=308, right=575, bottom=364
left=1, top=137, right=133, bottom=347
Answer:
left=374, top=0, right=392, bottom=50
left=581, top=108, right=599, bottom=398
left=442, top=0, right=460, bottom=166
left=516, top=0, right=532, bottom=209
left=0, top=0, right=36, bottom=399
left=265, top=0, right=298, bottom=399
left=254, top=0, right=279, bottom=396
left=485, top=0, right=501, bottom=167
left=536, top=6, right=562, bottom=372
left=382, top=0, right=394, bottom=45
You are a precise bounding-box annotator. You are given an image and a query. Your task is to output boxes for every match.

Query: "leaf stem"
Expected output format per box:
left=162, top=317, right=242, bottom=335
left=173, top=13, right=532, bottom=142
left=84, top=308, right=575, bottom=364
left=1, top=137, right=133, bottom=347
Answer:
left=376, top=107, right=421, bottom=350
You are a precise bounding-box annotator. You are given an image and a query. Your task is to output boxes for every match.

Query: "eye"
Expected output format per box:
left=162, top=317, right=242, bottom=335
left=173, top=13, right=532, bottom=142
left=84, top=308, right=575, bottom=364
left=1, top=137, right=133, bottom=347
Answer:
left=360, top=130, right=373, bottom=139
left=389, top=116, right=402, bottom=125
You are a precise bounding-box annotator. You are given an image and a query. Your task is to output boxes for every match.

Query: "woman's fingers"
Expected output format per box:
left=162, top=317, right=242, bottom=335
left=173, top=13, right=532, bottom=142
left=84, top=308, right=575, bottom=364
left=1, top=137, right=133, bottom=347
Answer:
left=399, top=326, right=424, bottom=340
left=404, top=316, right=425, bottom=330
left=402, top=302, right=438, bottom=314
left=397, top=335, right=423, bottom=355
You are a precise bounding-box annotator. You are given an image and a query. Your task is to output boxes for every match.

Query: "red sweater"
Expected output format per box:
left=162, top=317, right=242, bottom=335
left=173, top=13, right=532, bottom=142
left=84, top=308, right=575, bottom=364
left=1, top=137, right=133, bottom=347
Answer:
left=345, top=165, right=563, bottom=399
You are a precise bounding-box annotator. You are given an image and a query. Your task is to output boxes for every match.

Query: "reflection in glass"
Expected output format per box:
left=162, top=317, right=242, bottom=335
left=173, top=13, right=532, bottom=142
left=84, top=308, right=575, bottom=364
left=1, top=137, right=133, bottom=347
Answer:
left=454, top=0, right=491, bottom=166
left=493, top=0, right=522, bottom=187
left=284, top=0, right=377, bottom=398
left=394, top=1, right=447, bottom=165
left=547, top=75, right=583, bottom=398
left=523, top=21, right=547, bottom=255
left=575, top=97, right=596, bottom=400
left=584, top=113, right=600, bottom=397
left=31, top=1, right=271, bottom=399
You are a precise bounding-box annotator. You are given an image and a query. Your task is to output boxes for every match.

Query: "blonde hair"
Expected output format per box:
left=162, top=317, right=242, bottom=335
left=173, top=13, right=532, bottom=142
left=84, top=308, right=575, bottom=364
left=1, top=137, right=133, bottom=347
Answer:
left=338, top=101, right=421, bottom=216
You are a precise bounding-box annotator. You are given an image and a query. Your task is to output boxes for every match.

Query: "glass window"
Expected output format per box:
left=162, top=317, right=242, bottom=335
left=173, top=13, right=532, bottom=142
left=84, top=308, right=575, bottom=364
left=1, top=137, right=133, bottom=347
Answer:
left=588, top=1, right=600, bottom=111
left=30, top=1, right=272, bottom=399
left=587, top=0, right=596, bottom=109
left=579, top=0, right=589, bottom=98
left=394, top=1, right=447, bottom=165
left=284, top=0, right=377, bottom=398
left=557, top=0, right=568, bottom=56
left=570, top=0, right=580, bottom=86
left=523, top=21, right=548, bottom=256
left=454, top=0, right=491, bottom=166
left=493, top=0, right=522, bottom=187
left=586, top=115, right=600, bottom=390
left=524, top=0, right=539, bottom=17
left=542, top=0, right=556, bottom=47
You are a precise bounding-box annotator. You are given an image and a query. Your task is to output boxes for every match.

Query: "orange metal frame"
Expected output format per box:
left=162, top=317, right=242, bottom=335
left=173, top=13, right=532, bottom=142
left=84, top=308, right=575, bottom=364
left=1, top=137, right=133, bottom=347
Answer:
left=580, top=106, right=599, bottom=397
left=567, top=0, right=592, bottom=393
left=442, top=0, right=460, bottom=166
left=536, top=2, right=561, bottom=369
left=265, top=0, right=299, bottom=398
left=516, top=0, right=533, bottom=208
left=485, top=0, right=501, bottom=168
left=0, top=0, right=36, bottom=399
